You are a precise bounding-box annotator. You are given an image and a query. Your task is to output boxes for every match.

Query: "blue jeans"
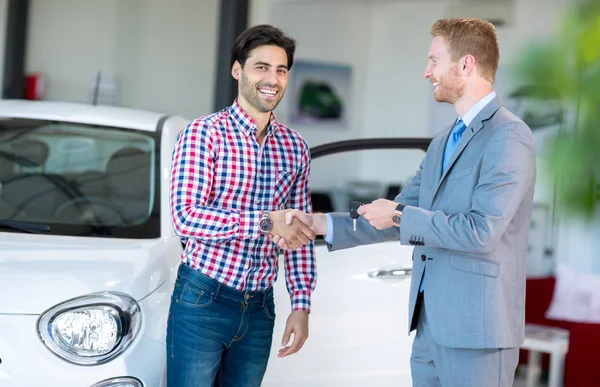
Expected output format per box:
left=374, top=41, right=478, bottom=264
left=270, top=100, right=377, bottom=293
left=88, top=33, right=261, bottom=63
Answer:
left=166, top=263, right=276, bottom=387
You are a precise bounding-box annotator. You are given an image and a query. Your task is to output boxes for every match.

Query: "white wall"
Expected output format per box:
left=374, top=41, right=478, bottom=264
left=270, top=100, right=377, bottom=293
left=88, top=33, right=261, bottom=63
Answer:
left=25, top=0, right=219, bottom=119
left=25, top=0, right=121, bottom=103
left=112, top=0, right=219, bottom=119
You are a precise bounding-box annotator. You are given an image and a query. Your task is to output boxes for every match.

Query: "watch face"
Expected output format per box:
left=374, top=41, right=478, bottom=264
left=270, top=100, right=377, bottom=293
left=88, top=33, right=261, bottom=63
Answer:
left=259, top=217, right=273, bottom=232
left=392, top=214, right=401, bottom=226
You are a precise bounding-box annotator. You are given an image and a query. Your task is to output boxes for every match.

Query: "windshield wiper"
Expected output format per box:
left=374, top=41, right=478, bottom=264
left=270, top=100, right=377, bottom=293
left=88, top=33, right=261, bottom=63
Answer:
left=0, top=220, right=50, bottom=233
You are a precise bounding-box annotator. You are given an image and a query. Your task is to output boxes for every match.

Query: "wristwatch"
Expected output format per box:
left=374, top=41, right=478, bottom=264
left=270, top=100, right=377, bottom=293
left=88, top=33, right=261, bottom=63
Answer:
left=391, top=203, right=405, bottom=227
left=259, top=211, right=273, bottom=233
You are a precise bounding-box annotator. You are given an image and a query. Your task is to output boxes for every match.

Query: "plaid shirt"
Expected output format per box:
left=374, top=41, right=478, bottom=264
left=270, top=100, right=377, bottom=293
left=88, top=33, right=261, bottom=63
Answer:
left=170, top=100, right=316, bottom=311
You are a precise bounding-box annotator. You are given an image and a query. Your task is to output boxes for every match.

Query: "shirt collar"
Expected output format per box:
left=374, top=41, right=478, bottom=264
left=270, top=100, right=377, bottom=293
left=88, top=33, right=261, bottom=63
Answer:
left=459, top=91, right=496, bottom=127
left=229, top=99, right=281, bottom=137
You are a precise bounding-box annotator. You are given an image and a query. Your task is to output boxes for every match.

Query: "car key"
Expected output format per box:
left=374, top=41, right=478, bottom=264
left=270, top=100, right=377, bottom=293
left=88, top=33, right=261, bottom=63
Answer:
left=349, top=201, right=363, bottom=231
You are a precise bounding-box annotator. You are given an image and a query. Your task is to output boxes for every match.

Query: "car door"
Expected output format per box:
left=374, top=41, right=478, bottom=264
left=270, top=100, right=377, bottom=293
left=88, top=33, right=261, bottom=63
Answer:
left=263, top=138, right=430, bottom=387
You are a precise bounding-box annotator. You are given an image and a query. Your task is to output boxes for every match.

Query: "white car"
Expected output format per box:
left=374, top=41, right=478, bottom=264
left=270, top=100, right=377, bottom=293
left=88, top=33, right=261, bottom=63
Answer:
left=0, top=100, right=188, bottom=387
left=0, top=100, right=428, bottom=386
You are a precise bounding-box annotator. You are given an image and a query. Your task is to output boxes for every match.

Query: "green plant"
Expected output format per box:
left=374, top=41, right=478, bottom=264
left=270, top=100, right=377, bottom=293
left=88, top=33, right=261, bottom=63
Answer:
left=516, top=0, right=600, bottom=218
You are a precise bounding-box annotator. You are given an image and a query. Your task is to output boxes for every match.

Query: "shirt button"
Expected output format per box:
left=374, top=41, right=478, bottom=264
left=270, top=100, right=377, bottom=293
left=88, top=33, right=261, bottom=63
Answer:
left=258, top=173, right=263, bottom=177
left=255, top=199, right=260, bottom=204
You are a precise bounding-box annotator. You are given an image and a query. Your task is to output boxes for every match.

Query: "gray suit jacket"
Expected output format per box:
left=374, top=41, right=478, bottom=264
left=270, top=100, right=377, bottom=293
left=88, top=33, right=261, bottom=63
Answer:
left=328, top=96, right=536, bottom=349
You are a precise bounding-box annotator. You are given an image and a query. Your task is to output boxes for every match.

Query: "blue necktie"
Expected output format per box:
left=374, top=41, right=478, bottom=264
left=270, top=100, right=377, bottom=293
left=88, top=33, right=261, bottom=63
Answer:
left=419, top=119, right=467, bottom=294
left=442, top=119, right=467, bottom=171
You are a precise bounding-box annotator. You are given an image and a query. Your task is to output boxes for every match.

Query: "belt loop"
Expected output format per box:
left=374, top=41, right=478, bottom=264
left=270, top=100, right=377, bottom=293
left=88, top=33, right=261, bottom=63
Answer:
left=214, top=282, right=221, bottom=300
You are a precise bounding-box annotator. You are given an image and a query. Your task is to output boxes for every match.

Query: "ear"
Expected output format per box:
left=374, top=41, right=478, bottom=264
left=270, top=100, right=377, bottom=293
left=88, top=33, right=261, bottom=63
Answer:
left=231, top=61, right=242, bottom=80
left=460, top=54, right=476, bottom=76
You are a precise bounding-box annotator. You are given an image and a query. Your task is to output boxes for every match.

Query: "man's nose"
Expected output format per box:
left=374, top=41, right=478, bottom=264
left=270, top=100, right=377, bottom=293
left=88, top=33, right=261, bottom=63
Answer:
left=424, top=66, right=432, bottom=79
left=264, top=69, right=278, bottom=84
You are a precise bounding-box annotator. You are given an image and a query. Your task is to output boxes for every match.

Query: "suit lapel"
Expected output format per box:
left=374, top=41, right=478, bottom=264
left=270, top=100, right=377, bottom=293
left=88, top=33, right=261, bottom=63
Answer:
left=431, top=96, right=504, bottom=201
left=437, top=119, right=482, bottom=183
left=433, top=128, right=451, bottom=183
left=421, top=128, right=451, bottom=209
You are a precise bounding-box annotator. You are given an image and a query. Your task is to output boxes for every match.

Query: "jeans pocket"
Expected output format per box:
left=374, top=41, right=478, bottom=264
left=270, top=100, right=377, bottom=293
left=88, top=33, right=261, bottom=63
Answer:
left=175, top=281, right=214, bottom=308
left=263, top=299, right=276, bottom=321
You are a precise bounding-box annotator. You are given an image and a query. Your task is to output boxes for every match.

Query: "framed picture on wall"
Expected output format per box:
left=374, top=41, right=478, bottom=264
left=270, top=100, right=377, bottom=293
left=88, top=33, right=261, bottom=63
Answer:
left=287, top=60, right=352, bottom=129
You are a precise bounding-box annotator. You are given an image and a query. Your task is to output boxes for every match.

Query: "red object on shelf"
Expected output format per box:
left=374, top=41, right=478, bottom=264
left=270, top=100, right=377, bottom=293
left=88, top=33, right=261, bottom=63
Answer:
left=24, top=72, right=45, bottom=100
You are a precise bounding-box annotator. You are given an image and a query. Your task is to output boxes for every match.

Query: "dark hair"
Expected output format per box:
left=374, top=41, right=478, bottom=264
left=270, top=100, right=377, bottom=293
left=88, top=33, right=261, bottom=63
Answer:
left=230, top=24, right=296, bottom=70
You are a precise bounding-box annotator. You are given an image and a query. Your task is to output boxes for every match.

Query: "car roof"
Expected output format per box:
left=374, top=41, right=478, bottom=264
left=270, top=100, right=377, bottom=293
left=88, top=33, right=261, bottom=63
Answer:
left=0, top=100, right=168, bottom=132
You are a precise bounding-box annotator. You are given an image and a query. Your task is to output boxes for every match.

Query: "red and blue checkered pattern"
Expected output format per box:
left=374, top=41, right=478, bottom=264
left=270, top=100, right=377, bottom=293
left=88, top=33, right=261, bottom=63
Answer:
left=170, top=100, right=316, bottom=311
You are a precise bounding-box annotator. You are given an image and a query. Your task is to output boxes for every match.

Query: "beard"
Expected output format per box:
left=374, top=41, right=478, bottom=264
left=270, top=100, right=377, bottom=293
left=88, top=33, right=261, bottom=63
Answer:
left=239, top=72, right=284, bottom=113
left=433, top=67, right=465, bottom=104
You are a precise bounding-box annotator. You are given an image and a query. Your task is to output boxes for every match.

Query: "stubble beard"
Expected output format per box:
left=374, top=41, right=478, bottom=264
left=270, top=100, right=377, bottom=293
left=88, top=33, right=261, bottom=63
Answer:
left=240, top=72, right=283, bottom=113
left=434, top=68, right=465, bottom=104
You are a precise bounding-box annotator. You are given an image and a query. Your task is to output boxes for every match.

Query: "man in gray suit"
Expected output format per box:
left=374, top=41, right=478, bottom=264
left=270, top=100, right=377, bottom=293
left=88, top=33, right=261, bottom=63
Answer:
left=273, top=18, right=536, bottom=387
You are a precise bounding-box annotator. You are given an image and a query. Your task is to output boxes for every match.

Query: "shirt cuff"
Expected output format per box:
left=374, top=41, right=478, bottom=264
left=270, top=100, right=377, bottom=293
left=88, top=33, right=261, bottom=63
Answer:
left=237, top=210, right=262, bottom=240
left=291, top=290, right=311, bottom=312
left=324, top=213, right=334, bottom=244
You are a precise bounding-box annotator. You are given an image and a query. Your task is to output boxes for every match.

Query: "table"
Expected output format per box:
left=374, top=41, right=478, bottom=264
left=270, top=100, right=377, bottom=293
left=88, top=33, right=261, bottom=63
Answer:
left=521, top=324, right=570, bottom=387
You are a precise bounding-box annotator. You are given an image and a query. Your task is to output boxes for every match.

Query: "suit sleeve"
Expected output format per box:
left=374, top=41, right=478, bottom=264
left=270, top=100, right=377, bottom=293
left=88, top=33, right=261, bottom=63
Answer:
left=399, top=122, right=535, bottom=253
left=326, top=212, right=400, bottom=251
left=326, top=155, right=426, bottom=251
left=395, top=158, right=424, bottom=207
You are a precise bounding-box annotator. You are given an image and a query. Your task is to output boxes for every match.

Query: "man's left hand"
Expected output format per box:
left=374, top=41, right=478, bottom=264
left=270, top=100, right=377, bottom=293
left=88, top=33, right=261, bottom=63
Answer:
left=357, top=198, right=398, bottom=230
left=279, top=310, right=309, bottom=358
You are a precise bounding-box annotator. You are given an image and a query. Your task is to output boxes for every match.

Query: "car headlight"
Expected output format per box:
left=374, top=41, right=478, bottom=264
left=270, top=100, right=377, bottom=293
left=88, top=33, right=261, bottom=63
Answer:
left=37, top=292, right=141, bottom=365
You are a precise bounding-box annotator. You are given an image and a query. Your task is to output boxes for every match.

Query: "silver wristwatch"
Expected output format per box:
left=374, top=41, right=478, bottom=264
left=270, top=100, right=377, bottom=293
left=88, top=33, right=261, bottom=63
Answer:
left=391, top=203, right=405, bottom=227
left=259, top=212, right=273, bottom=233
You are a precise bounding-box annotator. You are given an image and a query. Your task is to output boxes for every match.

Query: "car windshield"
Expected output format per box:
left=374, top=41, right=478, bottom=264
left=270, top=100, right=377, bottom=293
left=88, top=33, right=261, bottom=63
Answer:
left=0, top=118, right=160, bottom=238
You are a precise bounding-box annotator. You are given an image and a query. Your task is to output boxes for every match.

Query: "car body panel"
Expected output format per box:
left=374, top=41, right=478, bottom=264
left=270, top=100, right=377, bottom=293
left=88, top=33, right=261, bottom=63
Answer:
left=0, top=232, right=180, bottom=314
left=264, top=242, right=416, bottom=387
left=263, top=139, right=430, bottom=386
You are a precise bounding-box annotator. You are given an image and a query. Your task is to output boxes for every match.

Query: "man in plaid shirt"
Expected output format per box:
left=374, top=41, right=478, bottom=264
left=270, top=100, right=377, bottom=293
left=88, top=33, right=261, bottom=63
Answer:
left=166, top=24, right=317, bottom=387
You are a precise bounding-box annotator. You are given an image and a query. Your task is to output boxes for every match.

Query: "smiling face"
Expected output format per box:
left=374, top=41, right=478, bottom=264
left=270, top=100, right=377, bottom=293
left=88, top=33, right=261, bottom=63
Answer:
left=232, top=45, right=289, bottom=114
left=424, top=36, right=466, bottom=104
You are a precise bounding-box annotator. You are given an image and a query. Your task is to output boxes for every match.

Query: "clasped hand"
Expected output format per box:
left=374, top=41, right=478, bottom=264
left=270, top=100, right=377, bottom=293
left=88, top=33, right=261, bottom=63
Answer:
left=270, top=210, right=326, bottom=250
left=271, top=199, right=398, bottom=250
left=269, top=209, right=317, bottom=250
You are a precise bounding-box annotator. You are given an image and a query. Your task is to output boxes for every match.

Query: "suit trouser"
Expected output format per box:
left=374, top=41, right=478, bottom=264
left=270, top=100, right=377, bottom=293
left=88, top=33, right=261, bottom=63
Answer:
left=410, top=293, right=519, bottom=387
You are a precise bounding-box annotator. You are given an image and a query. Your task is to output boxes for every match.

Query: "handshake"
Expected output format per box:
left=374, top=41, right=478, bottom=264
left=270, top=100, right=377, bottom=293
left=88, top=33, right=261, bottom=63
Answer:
left=268, top=198, right=401, bottom=250
left=267, top=209, right=326, bottom=250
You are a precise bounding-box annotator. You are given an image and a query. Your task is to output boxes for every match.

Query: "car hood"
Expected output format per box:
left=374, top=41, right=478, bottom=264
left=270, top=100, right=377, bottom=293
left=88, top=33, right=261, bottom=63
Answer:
left=0, top=232, right=181, bottom=314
